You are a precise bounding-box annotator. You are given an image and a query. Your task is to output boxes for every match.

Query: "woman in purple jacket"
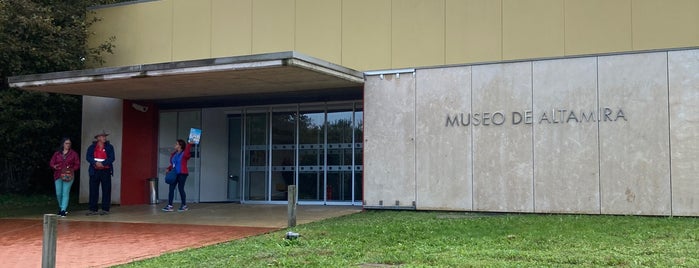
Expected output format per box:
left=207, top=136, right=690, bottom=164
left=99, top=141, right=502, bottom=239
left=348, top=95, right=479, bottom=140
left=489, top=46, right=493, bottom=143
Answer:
left=49, top=137, right=80, bottom=217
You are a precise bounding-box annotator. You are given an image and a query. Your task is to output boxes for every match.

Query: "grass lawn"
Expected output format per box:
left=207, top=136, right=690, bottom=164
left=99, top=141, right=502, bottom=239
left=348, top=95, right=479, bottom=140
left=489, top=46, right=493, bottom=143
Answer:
left=0, top=193, right=88, bottom=218
left=2, top=194, right=696, bottom=267
left=114, top=210, right=698, bottom=267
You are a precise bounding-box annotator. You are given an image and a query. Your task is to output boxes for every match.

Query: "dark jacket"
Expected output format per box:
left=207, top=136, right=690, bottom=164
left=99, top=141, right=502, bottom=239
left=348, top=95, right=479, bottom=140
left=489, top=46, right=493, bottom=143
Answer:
left=86, top=141, right=115, bottom=176
left=167, top=142, right=192, bottom=174
left=49, top=149, right=80, bottom=180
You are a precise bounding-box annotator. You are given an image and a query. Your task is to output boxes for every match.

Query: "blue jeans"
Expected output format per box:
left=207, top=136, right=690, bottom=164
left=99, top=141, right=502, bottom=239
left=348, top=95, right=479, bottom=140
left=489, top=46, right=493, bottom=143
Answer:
left=167, top=173, right=188, bottom=206
left=89, top=169, right=112, bottom=212
left=54, top=178, right=73, bottom=211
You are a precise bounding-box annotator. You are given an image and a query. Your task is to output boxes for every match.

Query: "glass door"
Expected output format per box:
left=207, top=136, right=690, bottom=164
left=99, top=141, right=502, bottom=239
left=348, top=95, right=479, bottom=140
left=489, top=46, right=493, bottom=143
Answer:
left=271, top=107, right=296, bottom=201
left=297, top=105, right=326, bottom=202
left=158, top=110, right=201, bottom=203
left=234, top=101, right=363, bottom=205
left=326, top=104, right=354, bottom=203
left=244, top=109, right=269, bottom=201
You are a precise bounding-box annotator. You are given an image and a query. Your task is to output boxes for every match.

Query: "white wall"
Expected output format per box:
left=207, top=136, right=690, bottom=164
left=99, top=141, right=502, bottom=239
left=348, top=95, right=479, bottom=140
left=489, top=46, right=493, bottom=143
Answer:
left=199, top=107, right=230, bottom=202
left=80, top=96, right=123, bottom=204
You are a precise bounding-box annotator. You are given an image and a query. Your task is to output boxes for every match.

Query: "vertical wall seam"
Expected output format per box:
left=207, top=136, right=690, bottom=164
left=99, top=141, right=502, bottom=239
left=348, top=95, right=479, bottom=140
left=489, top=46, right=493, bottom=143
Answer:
left=443, top=0, right=446, bottom=65
left=250, top=0, right=254, bottom=54
left=210, top=1, right=213, bottom=58
left=170, top=1, right=175, bottom=61
left=562, top=0, right=566, bottom=56
left=414, top=71, right=418, bottom=207
left=666, top=52, right=673, bottom=216
left=340, top=0, right=343, bottom=66
left=500, top=0, right=504, bottom=60
left=470, top=65, right=474, bottom=210
left=630, top=0, right=634, bottom=50
left=293, top=0, right=297, bottom=51
left=390, top=0, right=394, bottom=68
left=596, top=56, right=602, bottom=214
left=531, top=61, right=536, bottom=212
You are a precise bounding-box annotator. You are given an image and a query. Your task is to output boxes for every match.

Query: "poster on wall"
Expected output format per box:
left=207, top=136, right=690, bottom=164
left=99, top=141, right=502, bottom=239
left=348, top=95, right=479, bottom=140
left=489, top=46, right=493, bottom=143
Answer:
left=188, top=128, right=201, bottom=144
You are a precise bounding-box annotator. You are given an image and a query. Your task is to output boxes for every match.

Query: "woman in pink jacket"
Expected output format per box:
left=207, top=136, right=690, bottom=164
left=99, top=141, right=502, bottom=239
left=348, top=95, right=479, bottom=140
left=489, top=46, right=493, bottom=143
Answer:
left=162, top=139, right=193, bottom=212
left=49, top=137, right=80, bottom=217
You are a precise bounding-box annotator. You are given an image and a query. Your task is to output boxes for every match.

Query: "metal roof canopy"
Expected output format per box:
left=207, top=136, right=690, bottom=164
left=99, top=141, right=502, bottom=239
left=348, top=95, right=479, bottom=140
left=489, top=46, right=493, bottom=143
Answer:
left=8, top=51, right=365, bottom=102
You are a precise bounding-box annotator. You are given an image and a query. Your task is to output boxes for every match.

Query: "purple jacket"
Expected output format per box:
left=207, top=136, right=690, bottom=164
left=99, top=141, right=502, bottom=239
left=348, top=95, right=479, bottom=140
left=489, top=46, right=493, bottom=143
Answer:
left=49, top=149, right=80, bottom=180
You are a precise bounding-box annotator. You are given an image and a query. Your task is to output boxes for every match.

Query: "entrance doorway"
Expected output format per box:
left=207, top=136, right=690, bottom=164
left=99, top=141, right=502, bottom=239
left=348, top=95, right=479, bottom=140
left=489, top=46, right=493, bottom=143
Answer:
left=227, top=102, right=363, bottom=205
left=157, top=110, right=201, bottom=203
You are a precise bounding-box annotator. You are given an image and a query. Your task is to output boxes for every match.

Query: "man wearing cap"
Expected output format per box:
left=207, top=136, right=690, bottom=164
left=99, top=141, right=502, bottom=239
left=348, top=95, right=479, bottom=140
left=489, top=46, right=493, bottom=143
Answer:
left=85, top=130, right=116, bottom=215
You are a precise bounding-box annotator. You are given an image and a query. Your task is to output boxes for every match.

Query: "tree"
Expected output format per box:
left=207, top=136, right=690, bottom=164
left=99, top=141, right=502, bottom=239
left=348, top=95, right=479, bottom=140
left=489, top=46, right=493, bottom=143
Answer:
left=0, top=0, right=120, bottom=194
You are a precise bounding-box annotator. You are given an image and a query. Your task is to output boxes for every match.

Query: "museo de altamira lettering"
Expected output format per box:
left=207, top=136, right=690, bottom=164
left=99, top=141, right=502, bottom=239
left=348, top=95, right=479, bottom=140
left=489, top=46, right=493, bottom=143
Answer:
left=446, top=108, right=626, bottom=127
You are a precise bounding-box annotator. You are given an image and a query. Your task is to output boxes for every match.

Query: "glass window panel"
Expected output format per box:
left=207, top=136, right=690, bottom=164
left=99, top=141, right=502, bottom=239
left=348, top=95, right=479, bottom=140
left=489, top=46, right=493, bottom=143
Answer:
left=298, top=108, right=325, bottom=201
left=271, top=110, right=296, bottom=200
left=354, top=109, right=363, bottom=166
left=354, top=171, right=363, bottom=201
left=244, top=112, right=269, bottom=201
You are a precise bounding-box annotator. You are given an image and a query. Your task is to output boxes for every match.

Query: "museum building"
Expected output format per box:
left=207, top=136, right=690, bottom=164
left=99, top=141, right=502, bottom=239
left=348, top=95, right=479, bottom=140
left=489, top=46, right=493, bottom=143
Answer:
left=9, top=0, right=699, bottom=216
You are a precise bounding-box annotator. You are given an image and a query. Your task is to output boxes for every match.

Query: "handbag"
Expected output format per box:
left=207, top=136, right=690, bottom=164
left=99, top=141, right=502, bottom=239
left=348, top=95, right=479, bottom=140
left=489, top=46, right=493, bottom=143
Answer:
left=165, top=169, right=177, bottom=184
left=61, top=167, right=74, bottom=182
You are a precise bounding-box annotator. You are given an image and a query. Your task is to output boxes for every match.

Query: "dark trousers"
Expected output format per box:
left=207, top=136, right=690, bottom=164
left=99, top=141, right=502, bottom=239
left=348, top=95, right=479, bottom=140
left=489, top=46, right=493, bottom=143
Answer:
left=89, top=169, right=112, bottom=212
left=167, top=173, right=188, bottom=206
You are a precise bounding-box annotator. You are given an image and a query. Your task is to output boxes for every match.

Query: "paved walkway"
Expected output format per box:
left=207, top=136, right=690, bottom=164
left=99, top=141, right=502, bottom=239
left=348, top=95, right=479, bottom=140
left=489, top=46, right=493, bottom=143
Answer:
left=0, top=203, right=362, bottom=267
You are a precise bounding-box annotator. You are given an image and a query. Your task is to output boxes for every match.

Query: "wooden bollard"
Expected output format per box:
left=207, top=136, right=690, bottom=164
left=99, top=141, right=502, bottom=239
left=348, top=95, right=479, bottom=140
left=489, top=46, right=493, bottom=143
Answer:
left=42, top=214, right=57, bottom=268
left=288, top=185, right=297, bottom=227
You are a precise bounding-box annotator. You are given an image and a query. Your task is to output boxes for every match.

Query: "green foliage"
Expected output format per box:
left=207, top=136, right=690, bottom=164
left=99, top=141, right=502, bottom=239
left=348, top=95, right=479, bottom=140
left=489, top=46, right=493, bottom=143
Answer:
left=0, top=0, right=118, bottom=84
left=0, top=0, right=123, bottom=193
left=118, top=211, right=699, bottom=267
left=0, top=89, right=82, bottom=193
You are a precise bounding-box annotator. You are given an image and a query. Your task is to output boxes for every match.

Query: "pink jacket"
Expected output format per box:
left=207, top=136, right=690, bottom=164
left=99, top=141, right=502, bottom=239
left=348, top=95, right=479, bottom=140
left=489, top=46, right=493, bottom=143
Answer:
left=49, top=150, right=80, bottom=180
left=167, top=142, right=192, bottom=174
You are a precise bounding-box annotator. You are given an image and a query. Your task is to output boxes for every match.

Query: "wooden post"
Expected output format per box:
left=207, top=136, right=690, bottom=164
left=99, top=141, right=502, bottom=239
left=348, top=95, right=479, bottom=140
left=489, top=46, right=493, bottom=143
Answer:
left=42, top=214, right=57, bottom=268
left=287, top=185, right=297, bottom=227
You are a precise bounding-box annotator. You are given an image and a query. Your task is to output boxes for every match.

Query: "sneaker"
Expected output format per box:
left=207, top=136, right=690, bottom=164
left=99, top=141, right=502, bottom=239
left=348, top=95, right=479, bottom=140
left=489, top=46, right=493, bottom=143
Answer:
left=59, top=210, right=67, bottom=217
left=178, top=205, right=189, bottom=212
left=85, top=210, right=98, bottom=216
left=99, top=210, right=110, bottom=215
left=162, top=205, right=174, bottom=212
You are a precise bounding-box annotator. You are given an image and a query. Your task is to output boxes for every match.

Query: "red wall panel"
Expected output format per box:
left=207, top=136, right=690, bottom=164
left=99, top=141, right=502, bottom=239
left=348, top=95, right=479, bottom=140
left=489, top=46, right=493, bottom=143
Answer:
left=121, top=101, right=158, bottom=205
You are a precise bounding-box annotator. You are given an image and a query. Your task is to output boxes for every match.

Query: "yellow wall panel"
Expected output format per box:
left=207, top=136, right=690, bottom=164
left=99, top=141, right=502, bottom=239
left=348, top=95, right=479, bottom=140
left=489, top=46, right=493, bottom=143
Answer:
left=252, top=0, right=295, bottom=54
left=565, top=0, right=632, bottom=55
left=295, top=0, right=341, bottom=64
left=91, top=0, right=698, bottom=71
left=90, top=1, right=174, bottom=67
left=211, top=0, right=253, bottom=57
left=341, top=0, right=392, bottom=71
left=502, top=0, right=564, bottom=60
left=172, top=0, right=211, bottom=61
left=392, top=0, right=445, bottom=69
left=632, top=0, right=699, bottom=50
left=446, top=0, right=502, bottom=64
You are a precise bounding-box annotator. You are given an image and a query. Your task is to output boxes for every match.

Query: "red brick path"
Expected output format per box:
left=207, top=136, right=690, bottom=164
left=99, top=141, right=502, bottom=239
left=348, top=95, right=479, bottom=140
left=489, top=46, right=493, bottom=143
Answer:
left=0, top=219, right=277, bottom=267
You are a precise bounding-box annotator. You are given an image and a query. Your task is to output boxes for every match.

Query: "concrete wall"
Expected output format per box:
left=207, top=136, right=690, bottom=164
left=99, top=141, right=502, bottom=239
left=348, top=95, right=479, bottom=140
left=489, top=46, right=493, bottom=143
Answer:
left=80, top=96, right=123, bottom=204
left=364, top=72, right=416, bottom=208
left=89, top=0, right=699, bottom=71
left=669, top=50, right=699, bottom=216
left=364, top=48, right=699, bottom=216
